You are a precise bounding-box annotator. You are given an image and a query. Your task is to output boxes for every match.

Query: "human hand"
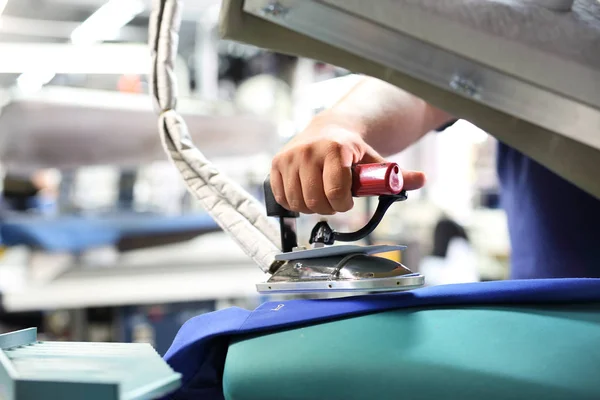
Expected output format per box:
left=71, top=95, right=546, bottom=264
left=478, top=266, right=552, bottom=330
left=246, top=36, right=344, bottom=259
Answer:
left=270, top=114, right=426, bottom=215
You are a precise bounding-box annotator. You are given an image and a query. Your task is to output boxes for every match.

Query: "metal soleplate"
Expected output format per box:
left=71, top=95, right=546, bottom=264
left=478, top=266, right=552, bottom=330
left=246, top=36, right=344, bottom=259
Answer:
left=275, top=245, right=406, bottom=261
left=0, top=328, right=181, bottom=400
left=256, top=273, right=424, bottom=294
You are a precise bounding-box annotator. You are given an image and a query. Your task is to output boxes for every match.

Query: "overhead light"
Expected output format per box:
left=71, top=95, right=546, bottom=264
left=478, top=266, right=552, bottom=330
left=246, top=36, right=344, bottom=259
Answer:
left=0, top=43, right=151, bottom=74
left=13, top=0, right=145, bottom=93
left=70, top=0, right=145, bottom=45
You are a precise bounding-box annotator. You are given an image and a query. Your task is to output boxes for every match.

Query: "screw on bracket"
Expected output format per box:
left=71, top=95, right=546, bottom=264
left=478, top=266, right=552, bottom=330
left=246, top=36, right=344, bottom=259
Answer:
left=449, top=75, right=481, bottom=99
left=261, top=1, right=290, bottom=17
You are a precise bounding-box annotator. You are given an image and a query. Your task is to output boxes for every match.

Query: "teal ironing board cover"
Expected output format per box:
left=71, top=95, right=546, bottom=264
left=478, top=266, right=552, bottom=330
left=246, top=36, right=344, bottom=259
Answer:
left=0, top=328, right=181, bottom=400
left=223, top=302, right=600, bottom=400
left=162, top=278, right=600, bottom=400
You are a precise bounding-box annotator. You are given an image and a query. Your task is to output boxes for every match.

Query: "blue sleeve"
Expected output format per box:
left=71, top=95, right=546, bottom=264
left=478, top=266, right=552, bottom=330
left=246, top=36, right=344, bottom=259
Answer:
left=496, top=143, right=600, bottom=279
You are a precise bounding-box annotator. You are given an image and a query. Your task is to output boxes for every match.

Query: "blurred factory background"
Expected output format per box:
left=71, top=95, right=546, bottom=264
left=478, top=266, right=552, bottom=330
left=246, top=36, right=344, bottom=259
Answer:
left=0, top=0, right=508, bottom=354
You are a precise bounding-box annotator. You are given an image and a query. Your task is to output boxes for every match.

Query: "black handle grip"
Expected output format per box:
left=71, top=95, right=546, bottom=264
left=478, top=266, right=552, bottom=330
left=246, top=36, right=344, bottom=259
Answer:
left=309, top=191, right=407, bottom=245
left=264, top=176, right=300, bottom=218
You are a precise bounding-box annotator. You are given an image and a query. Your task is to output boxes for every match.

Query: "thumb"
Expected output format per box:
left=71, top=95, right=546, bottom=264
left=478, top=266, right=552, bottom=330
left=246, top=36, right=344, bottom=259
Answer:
left=402, top=170, right=426, bottom=191
left=360, top=151, right=426, bottom=191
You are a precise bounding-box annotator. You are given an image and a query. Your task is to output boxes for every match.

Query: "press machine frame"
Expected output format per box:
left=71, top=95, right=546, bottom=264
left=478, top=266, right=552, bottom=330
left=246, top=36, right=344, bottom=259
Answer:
left=242, top=0, right=600, bottom=153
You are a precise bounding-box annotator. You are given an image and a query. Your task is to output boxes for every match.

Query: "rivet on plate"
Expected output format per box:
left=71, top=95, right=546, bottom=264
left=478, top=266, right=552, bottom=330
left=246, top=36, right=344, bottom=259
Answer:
left=261, top=1, right=290, bottom=17
left=449, top=75, right=481, bottom=99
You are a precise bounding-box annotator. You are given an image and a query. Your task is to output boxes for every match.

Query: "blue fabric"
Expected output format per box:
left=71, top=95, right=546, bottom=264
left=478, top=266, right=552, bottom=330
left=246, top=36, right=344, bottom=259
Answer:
left=162, top=278, right=600, bottom=400
left=0, top=213, right=218, bottom=252
left=496, top=144, right=600, bottom=279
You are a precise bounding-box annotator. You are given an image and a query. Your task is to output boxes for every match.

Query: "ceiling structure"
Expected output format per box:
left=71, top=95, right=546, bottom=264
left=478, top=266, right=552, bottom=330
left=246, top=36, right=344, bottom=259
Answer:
left=0, top=0, right=223, bottom=90
left=0, top=0, right=283, bottom=171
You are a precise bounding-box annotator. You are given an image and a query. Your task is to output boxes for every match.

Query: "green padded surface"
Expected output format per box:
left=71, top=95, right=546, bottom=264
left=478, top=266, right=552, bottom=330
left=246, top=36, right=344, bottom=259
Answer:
left=223, top=304, right=600, bottom=400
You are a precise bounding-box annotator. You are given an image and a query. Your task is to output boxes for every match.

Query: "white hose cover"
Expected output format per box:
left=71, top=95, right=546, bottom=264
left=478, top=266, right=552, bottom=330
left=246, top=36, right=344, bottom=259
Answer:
left=150, top=0, right=281, bottom=272
left=150, top=0, right=179, bottom=112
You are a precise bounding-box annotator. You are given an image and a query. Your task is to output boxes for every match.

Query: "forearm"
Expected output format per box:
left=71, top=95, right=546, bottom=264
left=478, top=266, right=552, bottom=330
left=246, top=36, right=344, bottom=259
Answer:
left=319, top=77, right=453, bottom=157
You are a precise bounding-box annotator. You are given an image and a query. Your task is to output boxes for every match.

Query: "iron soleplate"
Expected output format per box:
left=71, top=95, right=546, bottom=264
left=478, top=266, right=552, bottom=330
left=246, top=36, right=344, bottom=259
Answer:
left=256, top=273, right=424, bottom=294
left=258, top=246, right=424, bottom=294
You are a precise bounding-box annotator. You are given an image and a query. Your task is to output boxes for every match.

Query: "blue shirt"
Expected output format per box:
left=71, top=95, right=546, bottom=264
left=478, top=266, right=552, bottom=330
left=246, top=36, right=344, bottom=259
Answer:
left=496, top=143, right=600, bottom=279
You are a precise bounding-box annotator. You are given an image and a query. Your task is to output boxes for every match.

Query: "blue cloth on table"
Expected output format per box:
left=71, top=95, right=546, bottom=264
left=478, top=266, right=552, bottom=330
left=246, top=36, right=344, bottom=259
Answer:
left=0, top=213, right=218, bottom=252
left=162, top=278, right=600, bottom=400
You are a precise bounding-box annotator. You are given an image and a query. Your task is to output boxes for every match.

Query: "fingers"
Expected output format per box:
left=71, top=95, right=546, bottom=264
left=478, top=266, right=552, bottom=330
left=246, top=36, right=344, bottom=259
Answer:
left=271, top=126, right=430, bottom=214
left=358, top=148, right=425, bottom=191
left=283, top=170, right=312, bottom=214
left=401, top=170, right=426, bottom=191
left=272, top=153, right=315, bottom=214
left=269, top=171, right=289, bottom=210
left=272, top=153, right=427, bottom=215
left=271, top=141, right=354, bottom=214
left=272, top=154, right=307, bottom=213
left=323, top=151, right=354, bottom=213
left=300, top=164, right=335, bottom=215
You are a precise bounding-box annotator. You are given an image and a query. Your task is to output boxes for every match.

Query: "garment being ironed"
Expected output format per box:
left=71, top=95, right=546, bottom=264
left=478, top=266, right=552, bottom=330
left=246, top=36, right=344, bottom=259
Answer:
left=497, top=143, right=600, bottom=279
left=161, top=278, right=600, bottom=400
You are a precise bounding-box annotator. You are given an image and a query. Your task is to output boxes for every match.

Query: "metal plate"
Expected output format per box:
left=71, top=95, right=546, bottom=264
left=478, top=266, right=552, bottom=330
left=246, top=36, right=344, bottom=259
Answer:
left=0, top=328, right=181, bottom=400
left=243, top=0, right=600, bottom=152
left=275, top=244, right=406, bottom=261
left=256, top=273, right=424, bottom=294
left=0, top=88, right=278, bottom=171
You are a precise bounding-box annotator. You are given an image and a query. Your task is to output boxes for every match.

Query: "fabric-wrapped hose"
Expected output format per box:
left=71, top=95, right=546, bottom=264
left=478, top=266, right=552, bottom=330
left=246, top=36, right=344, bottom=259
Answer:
left=149, top=0, right=281, bottom=273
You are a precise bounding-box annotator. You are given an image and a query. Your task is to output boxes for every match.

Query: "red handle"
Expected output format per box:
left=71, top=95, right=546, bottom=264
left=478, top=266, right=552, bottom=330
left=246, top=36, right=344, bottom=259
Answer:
left=351, top=163, right=403, bottom=197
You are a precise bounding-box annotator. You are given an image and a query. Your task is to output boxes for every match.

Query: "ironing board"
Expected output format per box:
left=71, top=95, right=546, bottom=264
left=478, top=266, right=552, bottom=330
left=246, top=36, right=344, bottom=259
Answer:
left=219, top=0, right=600, bottom=200
left=161, top=279, right=600, bottom=399
left=0, top=213, right=219, bottom=253
left=224, top=303, right=600, bottom=400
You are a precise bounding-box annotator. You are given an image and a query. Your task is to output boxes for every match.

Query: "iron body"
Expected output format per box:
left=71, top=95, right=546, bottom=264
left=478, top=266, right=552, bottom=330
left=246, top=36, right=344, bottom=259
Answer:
left=260, top=176, right=425, bottom=294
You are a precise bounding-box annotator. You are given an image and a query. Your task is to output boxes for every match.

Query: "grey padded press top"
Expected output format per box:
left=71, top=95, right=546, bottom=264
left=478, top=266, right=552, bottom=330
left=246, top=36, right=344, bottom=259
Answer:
left=323, top=0, right=600, bottom=109
left=406, top=0, right=600, bottom=66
